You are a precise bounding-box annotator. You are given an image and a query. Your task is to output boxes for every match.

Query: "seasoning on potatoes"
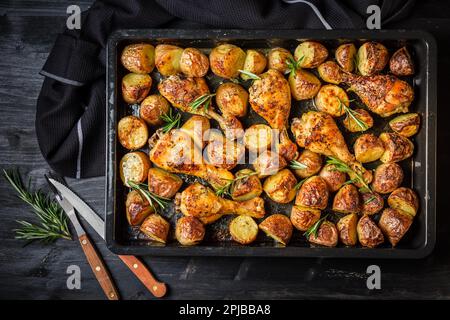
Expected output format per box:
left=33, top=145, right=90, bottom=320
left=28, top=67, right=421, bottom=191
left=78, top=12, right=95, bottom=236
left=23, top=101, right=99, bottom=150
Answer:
left=295, top=176, right=329, bottom=210
left=148, top=167, right=183, bottom=199
left=337, top=213, right=358, bottom=246
left=308, top=221, right=338, bottom=247
left=121, top=43, right=155, bottom=74
left=357, top=215, right=384, bottom=248
left=215, top=83, right=248, bottom=118
left=229, top=215, right=259, bottom=245
left=335, top=43, right=356, bottom=72
left=288, top=68, right=321, bottom=101
left=389, top=47, right=414, bottom=76
left=263, top=169, right=297, bottom=204
left=118, top=115, right=148, bottom=150
left=319, top=164, right=347, bottom=192
left=120, top=151, right=151, bottom=187
left=317, top=61, right=344, bottom=84
left=387, top=187, right=419, bottom=217
left=356, top=42, right=389, bottom=76
left=372, top=162, right=404, bottom=194
left=175, top=216, right=205, bottom=246
left=140, top=214, right=170, bottom=244
left=253, top=151, right=287, bottom=177
left=342, top=108, right=374, bottom=132
left=241, top=49, right=267, bottom=80
left=354, top=133, right=385, bottom=163
left=294, top=41, right=328, bottom=69
left=126, top=190, right=153, bottom=226
left=379, top=132, right=414, bottom=163
left=243, top=124, right=272, bottom=153
left=179, top=47, right=209, bottom=77
left=290, top=206, right=321, bottom=231
left=267, top=47, right=293, bottom=74
left=389, top=113, right=420, bottom=137
left=205, top=132, right=245, bottom=170
left=209, top=44, right=246, bottom=79
left=155, top=44, right=183, bottom=76
left=139, top=95, right=170, bottom=126
left=259, top=214, right=293, bottom=246
left=379, top=208, right=413, bottom=246
left=230, top=169, right=263, bottom=201
left=291, top=150, right=322, bottom=179
left=180, top=115, right=210, bottom=149
left=122, top=73, right=152, bottom=104
left=361, top=192, right=384, bottom=215
left=314, top=84, right=348, bottom=117
left=332, top=184, right=361, bottom=214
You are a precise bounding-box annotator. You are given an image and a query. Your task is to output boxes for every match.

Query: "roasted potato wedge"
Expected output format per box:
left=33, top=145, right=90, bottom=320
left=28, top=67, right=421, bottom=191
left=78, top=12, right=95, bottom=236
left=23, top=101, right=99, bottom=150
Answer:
left=209, top=44, right=246, bottom=79
left=205, top=132, right=245, bottom=170
left=335, top=43, right=356, bottom=72
left=294, top=41, right=328, bottom=69
left=148, top=167, right=183, bottom=199
left=231, top=169, right=263, bottom=201
left=179, top=47, right=209, bottom=77
left=291, top=150, right=322, bottom=179
left=372, top=162, right=404, bottom=194
left=357, top=215, right=384, bottom=248
left=175, top=216, right=205, bottom=246
left=379, top=132, right=414, bottom=163
left=263, top=169, right=297, bottom=204
left=389, top=47, right=414, bottom=76
left=342, top=108, right=374, bottom=132
left=267, top=47, right=293, bottom=74
left=121, top=43, right=155, bottom=74
left=243, top=124, right=272, bottom=153
left=215, top=83, right=248, bottom=118
left=308, top=221, right=338, bottom=247
left=361, top=192, right=384, bottom=215
left=253, top=150, right=287, bottom=178
left=295, top=176, right=329, bottom=210
left=259, top=214, right=293, bottom=246
left=139, top=95, right=170, bottom=126
left=387, top=187, right=419, bottom=217
left=290, top=205, right=321, bottom=231
left=125, top=190, right=153, bottom=226
left=314, top=84, right=348, bottom=117
left=288, top=68, right=321, bottom=101
left=337, top=213, right=358, bottom=246
left=354, top=133, right=384, bottom=163
left=229, top=215, right=259, bottom=245
left=356, top=42, right=389, bottom=76
left=379, top=208, right=413, bottom=246
left=332, top=184, right=361, bottom=214
left=317, top=61, right=344, bottom=84
left=120, top=151, right=151, bottom=186
left=118, top=115, right=148, bottom=150
left=319, top=164, right=347, bottom=192
left=241, top=49, right=267, bottom=80
left=155, top=44, right=183, bottom=76
left=389, top=113, right=420, bottom=137
left=122, top=73, right=152, bottom=104
left=140, top=214, right=170, bottom=244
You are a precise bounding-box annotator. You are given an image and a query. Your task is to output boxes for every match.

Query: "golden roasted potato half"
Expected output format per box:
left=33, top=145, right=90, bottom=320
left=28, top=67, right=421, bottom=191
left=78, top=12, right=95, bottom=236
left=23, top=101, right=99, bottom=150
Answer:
left=139, top=95, right=170, bottom=126
left=314, top=84, right=348, bottom=117
left=295, top=176, right=329, bottom=210
left=121, top=43, right=155, bottom=74
left=335, top=43, right=356, bottom=72
left=361, top=192, right=384, bottom=215
left=205, top=132, right=245, bottom=170
left=357, top=215, right=384, bottom=248
left=337, top=213, right=358, bottom=246
left=125, top=190, right=154, bottom=226
left=119, top=151, right=151, bottom=187
left=379, top=132, right=414, bottom=163
left=259, top=214, right=293, bottom=246
left=389, top=113, right=420, bottom=137
left=209, top=44, right=246, bottom=79
left=290, top=205, right=321, bottom=231
left=122, top=73, right=152, bottom=104
left=148, top=167, right=183, bottom=199
left=317, top=61, right=344, bottom=84
left=379, top=208, right=413, bottom=246
left=288, top=68, right=321, bottom=101
left=389, top=47, right=414, bottom=76
left=155, top=44, right=183, bottom=76
left=175, top=216, right=205, bottom=246
left=332, top=184, right=361, bottom=214
left=294, top=41, right=328, bottom=69
left=342, top=108, right=374, bottom=132
left=118, top=115, right=148, bottom=150
left=140, top=214, right=170, bottom=244
left=387, top=187, right=419, bottom=217
left=229, top=215, right=259, bottom=245
left=267, top=47, right=293, bottom=74
left=292, top=150, right=322, bottom=179
left=215, top=83, right=248, bottom=118
left=241, top=49, right=267, bottom=80
left=243, top=124, right=272, bottom=153
left=354, top=133, right=385, bottom=163
left=179, top=47, right=209, bottom=77
left=319, top=164, right=347, bottom=192
left=372, top=162, right=404, bottom=194
left=263, top=169, right=297, bottom=204
left=180, top=115, right=210, bottom=149
left=356, top=42, right=389, bottom=76
left=231, top=169, right=263, bottom=201
left=253, top=150, right=287, bottom=178
left=308, top=221, right=338, bottom=247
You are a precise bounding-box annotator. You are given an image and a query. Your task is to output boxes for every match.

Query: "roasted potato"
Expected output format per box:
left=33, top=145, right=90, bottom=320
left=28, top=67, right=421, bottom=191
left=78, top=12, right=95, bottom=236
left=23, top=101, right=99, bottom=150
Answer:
left=308, top=221, right=338, bottom=247
left=379, top=132, right=414, bottom=163
left=288, top=68, right=321, bottom=101
left=120, top=151, right=151, bottom=186
left=241, top=49, right=267, bottom=80
left=139, top=95, right=170, bottom=126
left=175, top=216, right=205, bottom=246
left=215, top=83, right=248, bottom=118
left=253, top=151, right=287, bottom=177
left=389, top=113, right=420, bottom=137
left=155, top=44, right=183, bottom=76
left=125, top=190, right=153, bottom=226
left=361, top=192, right=384, bottom=215
left=342, top=108, right=374, bottom=132
left=118, top=115, right=149, bottom=150
left=379, top=208, right=413, bottom=246
left=317, top=61, right=344, bottom=84
left=372, top=162, right=404, bottom=194
left=231, top=169, right=263, bottom=201
left=179, top=47, right=209, bottom=77
left=353, top=133, right=384, bottom=163
left=295, top=176, right=329, bottom=210
left=209, top=44, right=246, bottom=79
left=319, top=164, right=347, bottom=192
left=229, top=215, right=259, bottom=245
left=148, top=167, right=183, bottom=199
left=121, top=43, right=155, bottom=74
left=122, top=73, right=152, bottom=104
left=140, top=214, right=170, bottom=244
left=356, top=42, right=389, bottom=76
left=290, top=205, right=321, bottom=231
left=180, top=115, right=210, bottom=149
left=387, top=187, right=419, bottom=217
left=243, top=124, right=272, bottom=153
left=294, top=41, right=328, bottom=69
left=259, top=214, right=293, bottom=246
left=337, top=213, right=358, bottom=246
left=292, top=150, right=322, bottom=179
left=314, top=84, right=348, bottom=117
left=389, top=47, right=414, bottom=76
left=332, top=184, right=361, bottom=214
left=357, top=215, right=384, bottom=248
left=205, top=132, right=245, bottom=170
left=335, top=43, right=356, bottom=72
left=267, top=47, right=293, bottom=74
left=263, top=169, right=297, bottom=204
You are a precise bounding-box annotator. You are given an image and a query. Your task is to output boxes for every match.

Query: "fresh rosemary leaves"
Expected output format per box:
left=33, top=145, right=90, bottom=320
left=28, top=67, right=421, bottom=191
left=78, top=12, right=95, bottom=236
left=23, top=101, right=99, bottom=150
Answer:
left=128, top=181, right=170, bottom=212
left=215, top=171, right=258, bottom=197
left=160, top=108, right=181, bottom=133
left=238, top=69, right=261, bottom=80
left=304, top=214, right=329, bottom=239
left=289, top=159, right=308, bottom=170
left=189, top=93, right=216, bottom=113
left=286, top=55, right=304, bottom=76
left=338, top=98, right=368, bottom=130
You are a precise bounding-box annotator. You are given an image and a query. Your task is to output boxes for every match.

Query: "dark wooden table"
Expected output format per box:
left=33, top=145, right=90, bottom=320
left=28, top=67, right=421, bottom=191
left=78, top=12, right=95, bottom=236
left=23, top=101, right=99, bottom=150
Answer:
left=0, top=0, right=449, bottom=300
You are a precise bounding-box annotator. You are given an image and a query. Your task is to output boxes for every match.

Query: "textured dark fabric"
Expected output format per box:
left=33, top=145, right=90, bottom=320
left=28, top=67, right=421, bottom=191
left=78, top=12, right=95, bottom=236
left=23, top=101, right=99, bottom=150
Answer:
left=36, top=0, right=416, bottom=178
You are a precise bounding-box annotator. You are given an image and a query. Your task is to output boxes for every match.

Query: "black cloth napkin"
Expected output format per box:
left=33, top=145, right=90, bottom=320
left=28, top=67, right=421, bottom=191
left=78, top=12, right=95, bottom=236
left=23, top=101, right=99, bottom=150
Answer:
left=36, top=0, right=415, bottom=178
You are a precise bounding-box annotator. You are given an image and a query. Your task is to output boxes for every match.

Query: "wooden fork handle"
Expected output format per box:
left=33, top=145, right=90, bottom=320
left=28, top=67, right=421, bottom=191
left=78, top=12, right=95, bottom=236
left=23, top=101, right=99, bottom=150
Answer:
left=78, top=234, right=119, bottom=300
left=118, top=255, right=167, bottom=298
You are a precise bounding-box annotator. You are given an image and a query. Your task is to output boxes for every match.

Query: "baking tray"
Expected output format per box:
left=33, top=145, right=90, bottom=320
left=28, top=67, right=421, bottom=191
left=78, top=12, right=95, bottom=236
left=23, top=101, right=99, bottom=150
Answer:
left=106, top=29, right=436, bottom=258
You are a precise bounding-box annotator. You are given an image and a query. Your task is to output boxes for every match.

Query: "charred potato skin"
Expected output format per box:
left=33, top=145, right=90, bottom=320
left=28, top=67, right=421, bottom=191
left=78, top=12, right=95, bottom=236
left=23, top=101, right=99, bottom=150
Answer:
left=295, top=176, right=329, bottom=210
left=357, top=42, right=389, bottom=76
left=389, top=113, right=420, bottom=137
left=179, top=47, right=209, bottom=77
left=335, top=43, right=356, bottom=72
left=148, top=167, right=183, bottom=199
left=308, top=221, right=338, bottom=247
left=294, top=41, right=328, bottom=69
left=388, top=187, right=419, bottom=217
left=175, top=216, right=205, bottom=246
left=361, top=192, right=384, bottom=215
left=292, top=150, right=322, bottom=179
left=318, top=61, right=344, bottom=84
left=241, top=49, right=267, bottom=80
left=215, top=83, right=248, bottom=118
left=140, top=214, right=170, bottom=244
left=288, top=68, right=321, bottom=101
left=155, top=44, right=183, bottom=76
left=390, top=47, right=414, bottom=76
left=357, top=215, right=385, bottom=248
left=118, top=115, right=149, bottom=150
left=379, top=132, right=414, bottom=163
left=290, top=206, right=321, bottom=231
left=267, top=47, right=293, bottom=74
left=231, top=169, right=263, bottom=201
left=119, top=151, right=151, bottom=186
left=263, top=169, right=298, bottom=204
left=314, top=84, right=348, bottom=117
left=229, top=215, right=259, bottom=245
left=354, top=133, right=385, bottom=163
left=139, top=95, right=170, bottom=126
left=259, top=214, right=293, bottom=245
left=209, top=44, right=246, bottom=79
left=342, top=108, right=374, bottom=132
left=122, top=73, right=152, bottom=104
left=337, top=213, right=358, bottom=246
left=332, top=184, right=361, bottom=214
left=121, top=43, right=155, bottom=74
left=125, top=190, right=153, bottom=226
left=372, top=163, right=404, bottom=194
left=379, top=208, right=413, bottom=246
left=319, top=164, right=347, bottom=192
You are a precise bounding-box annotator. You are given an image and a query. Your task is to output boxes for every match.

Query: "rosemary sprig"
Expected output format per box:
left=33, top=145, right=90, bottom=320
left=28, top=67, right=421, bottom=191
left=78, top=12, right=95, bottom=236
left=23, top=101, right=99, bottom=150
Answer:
left=338, top=98, right=368, bottom=130
left=3, top=169, right=71, bottom=244
left=215, top=171, right=258, bottom=197
left=364, top=195, right=377, bottom=204
left=304, top=214, right=329, bottom=239
left=326, top=157, right=372, bottom=193
left=238, top=69, right=261, bottom=80
left=189, top=93, right=216, bottom=113
left=289, top=159, right=307, bottom=170
left=128, top=181, right=170, bottom=212
left=294, top=178, right=308, bottom=190
left=286, top=55, right=304, bottom=76
left=160, top=108, right=181, bottom=133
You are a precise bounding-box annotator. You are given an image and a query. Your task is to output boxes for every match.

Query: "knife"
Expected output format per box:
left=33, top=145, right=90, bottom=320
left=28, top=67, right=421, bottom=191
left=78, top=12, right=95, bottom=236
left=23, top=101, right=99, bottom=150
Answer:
left=47, top=178, right=167, bottom=298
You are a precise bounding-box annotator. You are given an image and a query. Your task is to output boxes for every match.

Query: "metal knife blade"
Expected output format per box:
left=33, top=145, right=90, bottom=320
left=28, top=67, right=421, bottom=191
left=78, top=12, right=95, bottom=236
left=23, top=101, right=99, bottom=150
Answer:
left=56, top=196, right=86, bottom=237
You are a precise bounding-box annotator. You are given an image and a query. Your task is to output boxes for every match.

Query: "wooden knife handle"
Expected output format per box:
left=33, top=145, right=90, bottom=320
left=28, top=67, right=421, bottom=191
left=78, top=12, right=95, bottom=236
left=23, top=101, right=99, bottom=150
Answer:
left=118, top=255, right=167, bottom=298
left=78, top=234, right=119, bottom=300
